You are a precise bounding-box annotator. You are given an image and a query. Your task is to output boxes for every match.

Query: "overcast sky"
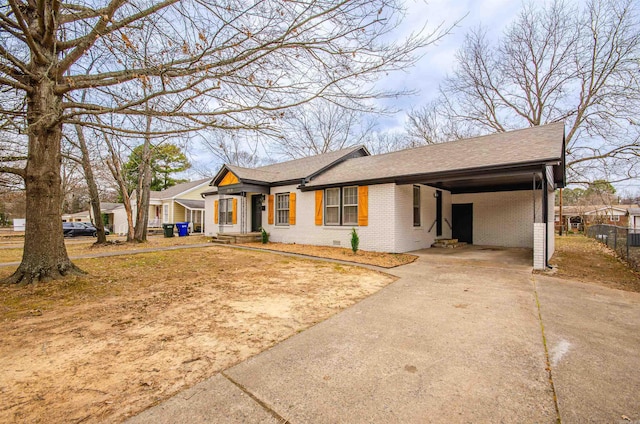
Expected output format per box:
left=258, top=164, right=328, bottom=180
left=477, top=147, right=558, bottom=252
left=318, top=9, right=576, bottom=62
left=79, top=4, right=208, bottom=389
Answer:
left=190, top=0, right=640, bottom=193
left=373, top=0, right=523, bottom=131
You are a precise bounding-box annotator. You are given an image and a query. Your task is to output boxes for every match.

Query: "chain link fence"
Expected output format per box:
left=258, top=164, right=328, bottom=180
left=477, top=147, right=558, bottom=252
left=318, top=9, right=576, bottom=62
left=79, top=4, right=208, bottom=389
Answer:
left=586, top=224, right=640, bottom=271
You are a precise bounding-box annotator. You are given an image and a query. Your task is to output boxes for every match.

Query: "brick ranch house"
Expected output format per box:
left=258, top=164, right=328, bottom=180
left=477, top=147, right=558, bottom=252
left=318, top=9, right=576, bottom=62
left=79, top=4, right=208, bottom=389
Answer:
left=203, top=122, right=566, bottom=269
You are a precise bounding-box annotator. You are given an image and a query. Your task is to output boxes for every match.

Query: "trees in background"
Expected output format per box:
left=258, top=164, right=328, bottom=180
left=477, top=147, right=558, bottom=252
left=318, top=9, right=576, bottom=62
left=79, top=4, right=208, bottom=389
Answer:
left=561, top=180, right=617, bottom=206
left=409, top=0, right=640, bottom=185
left=0, top=0, right=450, bottom=284
left=124, top=143, right=190, bottom=192
left=273, top=101, right=375, bottom=159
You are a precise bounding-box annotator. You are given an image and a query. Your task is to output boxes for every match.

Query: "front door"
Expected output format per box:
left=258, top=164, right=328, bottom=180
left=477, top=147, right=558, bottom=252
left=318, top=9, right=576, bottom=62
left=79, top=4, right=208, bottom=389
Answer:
left=251, top=195, right=263, bottom=232
left=452, top=203, right=473, bottom=244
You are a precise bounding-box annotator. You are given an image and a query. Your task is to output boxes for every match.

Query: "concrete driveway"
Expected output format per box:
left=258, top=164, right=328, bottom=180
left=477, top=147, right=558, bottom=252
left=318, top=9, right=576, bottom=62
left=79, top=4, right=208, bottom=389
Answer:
left=127, top=246, right=640, bottom=423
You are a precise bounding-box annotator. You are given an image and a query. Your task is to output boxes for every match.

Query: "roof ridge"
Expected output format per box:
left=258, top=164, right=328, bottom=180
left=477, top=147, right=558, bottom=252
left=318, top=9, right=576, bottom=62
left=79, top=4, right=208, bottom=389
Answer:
left=256, top=145, right=364, bottom=171
left=362, top=121, right=565, bottom=160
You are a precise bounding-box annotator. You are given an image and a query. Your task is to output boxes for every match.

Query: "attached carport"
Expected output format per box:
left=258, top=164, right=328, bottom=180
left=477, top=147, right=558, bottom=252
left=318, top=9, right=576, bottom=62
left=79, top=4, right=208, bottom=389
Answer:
left=395, top=158, right=563, bottom=269
left=302, top=123, right=566, bottom=269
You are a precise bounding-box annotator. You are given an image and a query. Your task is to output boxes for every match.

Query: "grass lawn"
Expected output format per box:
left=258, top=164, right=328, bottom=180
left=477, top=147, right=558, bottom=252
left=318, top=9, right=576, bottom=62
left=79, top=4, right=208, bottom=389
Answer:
left=0, top=243, right=394, bottom=423
left=548, top=235, right=640, bottom=292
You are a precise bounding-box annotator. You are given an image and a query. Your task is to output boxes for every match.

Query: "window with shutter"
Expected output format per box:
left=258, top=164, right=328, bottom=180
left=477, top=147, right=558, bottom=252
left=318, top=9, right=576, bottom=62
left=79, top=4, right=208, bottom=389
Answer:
left=275, top=193, right=290, bottom=225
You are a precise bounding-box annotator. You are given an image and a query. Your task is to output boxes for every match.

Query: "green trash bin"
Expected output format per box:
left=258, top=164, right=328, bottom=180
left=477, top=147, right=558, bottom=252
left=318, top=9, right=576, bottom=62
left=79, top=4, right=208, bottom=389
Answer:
left=162, top=223, right=175, bottom=238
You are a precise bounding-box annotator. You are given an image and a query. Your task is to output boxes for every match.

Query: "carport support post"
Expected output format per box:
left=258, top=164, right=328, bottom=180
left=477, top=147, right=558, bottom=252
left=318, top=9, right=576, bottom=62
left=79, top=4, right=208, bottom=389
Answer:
left=542, top=167, right=549, bottom=268
left=532, top=172, right=548, bottom=270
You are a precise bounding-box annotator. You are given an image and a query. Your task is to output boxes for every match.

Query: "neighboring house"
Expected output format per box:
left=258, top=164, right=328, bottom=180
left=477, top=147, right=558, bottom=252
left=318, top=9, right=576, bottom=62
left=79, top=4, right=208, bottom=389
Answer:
left=61, top=211, right=91, bottom=223
left=63, top=203, right=127, bottom=233
left=555, top=204, right=639, bottom=232
left=98, top=202, right=127, bottom=234
left=134, top=178, right=210, bottom=233
left=204, top=122, right=566, bottom=270
left=630, top=208, right=640, bottom=232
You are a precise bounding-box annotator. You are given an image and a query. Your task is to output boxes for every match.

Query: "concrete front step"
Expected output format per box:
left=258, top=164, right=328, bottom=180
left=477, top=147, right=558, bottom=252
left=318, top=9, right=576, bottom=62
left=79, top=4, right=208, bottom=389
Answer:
left=431, top=238, right=467, bottom=248
left=214, top=232, right=261, bottom=244
left=210, top=238, right=231, bottom=245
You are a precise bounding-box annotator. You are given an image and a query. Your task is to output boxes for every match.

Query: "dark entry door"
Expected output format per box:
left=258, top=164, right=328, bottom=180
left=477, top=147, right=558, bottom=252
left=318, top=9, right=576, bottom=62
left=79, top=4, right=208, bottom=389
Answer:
left=251, top=195, right=263, bottom=232
left=452, top=203, right=473, bottom=244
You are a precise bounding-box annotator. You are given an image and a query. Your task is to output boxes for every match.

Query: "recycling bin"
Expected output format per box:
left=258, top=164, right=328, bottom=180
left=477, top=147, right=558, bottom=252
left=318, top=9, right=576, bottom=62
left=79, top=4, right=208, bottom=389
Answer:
left=176, top=222, right=189, bottom=237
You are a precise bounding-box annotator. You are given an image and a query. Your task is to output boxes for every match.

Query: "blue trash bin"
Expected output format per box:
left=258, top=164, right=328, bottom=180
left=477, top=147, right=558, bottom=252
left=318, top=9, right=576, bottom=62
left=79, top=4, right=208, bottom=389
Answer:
left=176, top=222, right=189, bottom=237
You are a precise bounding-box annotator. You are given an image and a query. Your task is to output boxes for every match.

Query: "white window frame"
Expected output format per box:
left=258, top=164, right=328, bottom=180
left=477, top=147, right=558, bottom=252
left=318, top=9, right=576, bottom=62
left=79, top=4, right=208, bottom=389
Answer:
left=163, top=204, right=169, bottom=223
left=324, top=187, right=359, bottom=226
left=275, top=193, right=290, bottom=226
left=610, top=214, right=620, bottom=222
left=219, top=198, right=233, bottom=225
left=342, top=186, right=358, bottom=225
left=325, top=188, right=340, bottom=225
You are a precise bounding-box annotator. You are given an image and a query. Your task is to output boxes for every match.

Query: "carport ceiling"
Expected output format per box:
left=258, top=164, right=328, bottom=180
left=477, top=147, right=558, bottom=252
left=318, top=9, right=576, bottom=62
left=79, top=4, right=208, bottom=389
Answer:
left=396, top=165, right=548, bottom=194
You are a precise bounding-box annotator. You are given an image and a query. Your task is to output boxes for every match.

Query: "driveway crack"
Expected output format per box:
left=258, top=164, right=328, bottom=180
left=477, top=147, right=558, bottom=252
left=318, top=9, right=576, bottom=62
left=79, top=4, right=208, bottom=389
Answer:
left=532, top=275, right=562, bottom=424
left=221, top=371, right=290, bottom=423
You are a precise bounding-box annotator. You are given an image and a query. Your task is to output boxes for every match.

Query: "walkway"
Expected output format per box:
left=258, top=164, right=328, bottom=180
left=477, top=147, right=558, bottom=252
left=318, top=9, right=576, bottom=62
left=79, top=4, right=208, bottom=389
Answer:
left=125, top=246, right=640, bottom=423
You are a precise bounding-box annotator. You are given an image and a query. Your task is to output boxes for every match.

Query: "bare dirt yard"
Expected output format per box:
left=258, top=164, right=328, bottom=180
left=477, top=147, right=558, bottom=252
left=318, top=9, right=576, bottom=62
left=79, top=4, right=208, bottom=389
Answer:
left=548, top=235, right=640, bottom=292
left=0, top=242, right=394, bottom=423
left=238, top=241, right=417, bottom=268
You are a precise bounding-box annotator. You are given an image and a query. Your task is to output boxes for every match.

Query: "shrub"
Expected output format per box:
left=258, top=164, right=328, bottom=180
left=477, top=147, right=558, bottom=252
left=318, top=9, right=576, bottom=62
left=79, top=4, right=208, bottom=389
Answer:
left=261, top=228, right=269, bottom=244
left=350, top=228, right=359, bottom=254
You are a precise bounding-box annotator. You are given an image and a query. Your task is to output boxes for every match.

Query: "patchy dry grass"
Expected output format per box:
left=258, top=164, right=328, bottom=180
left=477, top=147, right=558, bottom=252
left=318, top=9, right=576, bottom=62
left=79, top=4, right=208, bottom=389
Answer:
left=0, top=245, right=393, bottom=423
left=236, top=241, right=417, bottom=268
left=0, top=235, right=211, bottom=264
left=548, top=235, right=640, bottom=292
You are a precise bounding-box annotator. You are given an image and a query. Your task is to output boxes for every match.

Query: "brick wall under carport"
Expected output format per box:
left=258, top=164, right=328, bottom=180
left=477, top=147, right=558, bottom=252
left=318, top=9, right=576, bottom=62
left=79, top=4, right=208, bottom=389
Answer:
left=452, top=190, right=544, bottom=249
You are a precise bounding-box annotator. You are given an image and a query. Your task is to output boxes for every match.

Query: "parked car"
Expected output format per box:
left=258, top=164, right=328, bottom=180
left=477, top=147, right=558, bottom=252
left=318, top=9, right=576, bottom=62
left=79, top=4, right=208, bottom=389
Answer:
left=62, top=222, right=110, bottom=237
left=79, top=222, right=110, bottom=236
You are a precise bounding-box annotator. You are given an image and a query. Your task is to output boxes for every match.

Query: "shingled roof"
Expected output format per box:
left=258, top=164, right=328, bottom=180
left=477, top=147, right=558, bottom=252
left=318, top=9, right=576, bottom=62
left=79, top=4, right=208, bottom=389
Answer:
left=303, top=122, right=565, bottom=192
left=150, top=178, right=210, bottom=199
left=212, top=145, right=369, bottom=186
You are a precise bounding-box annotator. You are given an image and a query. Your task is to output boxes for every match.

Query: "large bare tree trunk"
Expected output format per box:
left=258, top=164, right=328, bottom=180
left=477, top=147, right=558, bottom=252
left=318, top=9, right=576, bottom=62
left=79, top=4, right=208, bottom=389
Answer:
left=74, top=124, right=107, bottom=244
left=5, top=76, right=82, bottom=284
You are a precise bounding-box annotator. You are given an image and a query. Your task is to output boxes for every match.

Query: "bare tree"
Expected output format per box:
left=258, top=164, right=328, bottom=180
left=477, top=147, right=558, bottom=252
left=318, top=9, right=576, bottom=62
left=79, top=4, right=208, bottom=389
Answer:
left=68, top=124, right=108, bottom=243
left=406, top=100, right=475, bottom=145
left=419, top=0, right=640, bottom=184
left=200, top=130, right=263, bottom=168
left=362, top=129, right=409, bottom=155
left=0, top=0, right=451, bottom=284
left=101, top=129, right=136, bottom=242
left=273, top=100, right=375, bottom=159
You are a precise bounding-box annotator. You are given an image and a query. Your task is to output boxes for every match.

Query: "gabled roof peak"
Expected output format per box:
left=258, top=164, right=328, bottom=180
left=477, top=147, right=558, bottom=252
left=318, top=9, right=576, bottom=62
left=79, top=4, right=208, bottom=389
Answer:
left=212, top=145, right=369, bottom=186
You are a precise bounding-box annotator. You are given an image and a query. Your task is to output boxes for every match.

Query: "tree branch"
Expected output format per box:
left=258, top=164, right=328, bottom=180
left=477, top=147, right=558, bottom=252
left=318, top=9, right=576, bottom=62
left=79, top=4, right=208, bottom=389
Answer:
left=0, top=165, right=25, bottom=178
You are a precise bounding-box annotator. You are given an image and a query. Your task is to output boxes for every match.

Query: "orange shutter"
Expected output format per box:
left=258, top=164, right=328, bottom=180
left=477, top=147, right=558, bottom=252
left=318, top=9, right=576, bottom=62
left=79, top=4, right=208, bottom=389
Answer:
left=358, top=186, right=368, bottom=226
left=315, top=190, right=323, bottom=225
left=232, top=198, right=238, bottom=224
left=214, top=200, right=219, bottom=224
left=289, top=193, right=296, bottom=225
left=268, top=194, right=274, bottom=225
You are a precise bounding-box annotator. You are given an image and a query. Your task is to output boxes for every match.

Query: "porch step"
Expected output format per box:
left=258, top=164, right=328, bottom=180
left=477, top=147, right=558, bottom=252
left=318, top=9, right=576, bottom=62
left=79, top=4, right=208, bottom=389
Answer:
left=213, top=232, right=261, bottom=244
left=210, top=238, right=231, bottom=245
left=431, top=238, right=467, bottom=248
